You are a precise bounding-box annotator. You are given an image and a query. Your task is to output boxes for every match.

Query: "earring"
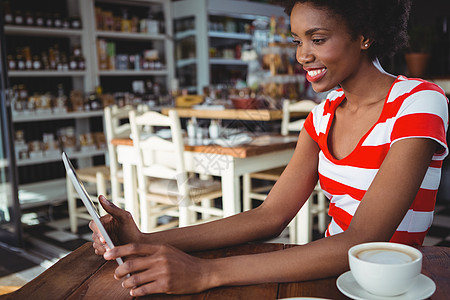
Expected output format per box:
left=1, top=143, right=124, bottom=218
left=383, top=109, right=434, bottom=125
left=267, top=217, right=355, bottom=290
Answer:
left=364, top=43, right=369, bottom=48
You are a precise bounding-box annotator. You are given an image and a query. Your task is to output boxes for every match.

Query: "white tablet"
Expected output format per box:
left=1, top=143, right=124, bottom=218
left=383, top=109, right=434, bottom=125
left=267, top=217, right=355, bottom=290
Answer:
left=62, top=152, right=124, bottom=265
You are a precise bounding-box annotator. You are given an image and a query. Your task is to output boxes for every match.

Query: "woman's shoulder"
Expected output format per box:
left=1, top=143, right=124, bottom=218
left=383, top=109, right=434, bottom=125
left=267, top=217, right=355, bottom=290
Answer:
left=387, top=75, right=447, bottom=104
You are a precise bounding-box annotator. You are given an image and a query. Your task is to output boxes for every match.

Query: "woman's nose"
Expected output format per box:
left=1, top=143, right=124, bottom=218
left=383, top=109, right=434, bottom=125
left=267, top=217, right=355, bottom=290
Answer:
left=296, top=46, right=314, bottom=65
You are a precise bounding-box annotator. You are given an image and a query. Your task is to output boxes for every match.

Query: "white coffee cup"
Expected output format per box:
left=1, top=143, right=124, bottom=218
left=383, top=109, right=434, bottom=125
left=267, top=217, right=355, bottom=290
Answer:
left=348, top=242, right=422, bottom=297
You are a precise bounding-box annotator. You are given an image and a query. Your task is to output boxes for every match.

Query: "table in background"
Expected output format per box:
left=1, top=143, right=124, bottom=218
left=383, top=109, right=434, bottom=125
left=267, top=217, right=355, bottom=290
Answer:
left=112, top=135, right=298, bottom=221
left=160, top=107, right=308, bottom=121
left=4, top=243, right=449, bottom=299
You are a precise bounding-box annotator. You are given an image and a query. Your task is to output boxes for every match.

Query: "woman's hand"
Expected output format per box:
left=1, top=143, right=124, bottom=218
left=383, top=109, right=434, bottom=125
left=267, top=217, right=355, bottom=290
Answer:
left=89, top=195, right=142, bottom=255
left=103, top=243, right=213, bottom=296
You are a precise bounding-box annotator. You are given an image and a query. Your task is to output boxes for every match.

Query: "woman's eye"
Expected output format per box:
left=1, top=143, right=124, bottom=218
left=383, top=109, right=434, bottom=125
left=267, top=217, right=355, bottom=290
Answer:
left=293, top=40, right=302, bottom=46
left=312, top=38, right=325, bottom=44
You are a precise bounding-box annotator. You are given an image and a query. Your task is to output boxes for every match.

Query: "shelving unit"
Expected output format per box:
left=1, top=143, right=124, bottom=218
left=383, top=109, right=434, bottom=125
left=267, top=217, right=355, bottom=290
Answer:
left=173, top=0, right=287, bottom=93
left=3, top=0, right=175, bottom=214
left=4, top=0, right=100, bottom=211
left=88, top=0, right=174, bottom=95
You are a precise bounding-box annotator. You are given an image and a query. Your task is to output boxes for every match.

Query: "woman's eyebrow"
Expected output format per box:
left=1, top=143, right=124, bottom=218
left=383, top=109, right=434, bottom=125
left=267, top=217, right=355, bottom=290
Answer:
left=291, top=27, right=331, bottom=37
left=305, top=27, right=330, bottom=36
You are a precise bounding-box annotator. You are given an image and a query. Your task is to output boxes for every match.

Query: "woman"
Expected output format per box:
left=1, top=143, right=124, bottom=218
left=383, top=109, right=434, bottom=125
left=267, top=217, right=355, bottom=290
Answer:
left=90, top=0, right=448, bottom=296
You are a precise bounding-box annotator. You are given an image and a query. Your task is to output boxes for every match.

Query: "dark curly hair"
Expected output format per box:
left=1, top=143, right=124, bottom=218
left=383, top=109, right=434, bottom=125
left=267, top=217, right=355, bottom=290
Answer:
left=272, top=0, right=411, bottom=59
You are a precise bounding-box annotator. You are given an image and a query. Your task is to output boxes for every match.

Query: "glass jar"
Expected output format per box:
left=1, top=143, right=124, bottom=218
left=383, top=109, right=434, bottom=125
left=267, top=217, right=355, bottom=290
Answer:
left=25, top=11, right=34, bottom=26
left=35, top=12, right=44, bottom=27
left=14, top=10, right=24, bottom=25
left=32, top=55, right=41, bottom=70
left=7, top=55, right=16, bottom=70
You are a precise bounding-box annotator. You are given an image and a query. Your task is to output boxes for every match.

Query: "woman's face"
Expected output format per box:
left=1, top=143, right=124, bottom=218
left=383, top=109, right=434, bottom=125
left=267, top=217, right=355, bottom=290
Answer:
left=290, top=3, right=366, bottom=92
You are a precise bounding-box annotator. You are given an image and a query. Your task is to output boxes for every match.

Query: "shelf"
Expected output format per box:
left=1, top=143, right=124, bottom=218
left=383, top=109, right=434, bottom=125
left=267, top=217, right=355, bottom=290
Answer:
left=13, top=110, right=104, bottom=123
left=8, top=70, right=87, bottom=78
left=208, top=31, right=252, bottom=40
left=4, top=25, right=83, bottom=37
left=209, top=58, right=248, bottom=65
left=176, top=30, right=253, bottom=41
left=176, top=58, right=197, bottom=68
left=98, top=70, right=168, bottom=76
left=95, top=30, right=166, bottom=41
left=175, top=29, right=196, bottom=40
left=16, top=149, right=107, bottom=167
left=19, top=178, right=67, bottom=210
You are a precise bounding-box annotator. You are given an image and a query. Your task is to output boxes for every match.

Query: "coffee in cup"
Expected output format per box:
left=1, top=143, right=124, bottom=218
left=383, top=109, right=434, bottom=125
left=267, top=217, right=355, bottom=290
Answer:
left=348, top=242, right=422, bottom=296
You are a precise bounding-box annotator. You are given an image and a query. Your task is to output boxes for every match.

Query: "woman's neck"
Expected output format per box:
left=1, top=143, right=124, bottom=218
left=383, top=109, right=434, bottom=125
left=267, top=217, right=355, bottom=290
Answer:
left=340, top=58, right=396, bottom=110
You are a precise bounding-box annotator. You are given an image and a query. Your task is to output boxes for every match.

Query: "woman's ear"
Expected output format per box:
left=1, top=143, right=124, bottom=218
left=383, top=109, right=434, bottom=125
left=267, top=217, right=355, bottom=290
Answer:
left=361, top=37, right=372, bottom=50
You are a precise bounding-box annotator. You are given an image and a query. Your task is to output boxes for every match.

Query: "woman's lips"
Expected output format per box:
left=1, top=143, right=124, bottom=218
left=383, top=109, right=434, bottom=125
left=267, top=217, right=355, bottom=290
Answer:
left=305, top=68, right=327, bottom=82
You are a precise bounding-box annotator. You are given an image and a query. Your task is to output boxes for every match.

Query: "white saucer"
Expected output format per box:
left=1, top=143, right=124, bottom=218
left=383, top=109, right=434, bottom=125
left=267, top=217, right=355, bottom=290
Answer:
left=336, top=271, right=436, bottom=300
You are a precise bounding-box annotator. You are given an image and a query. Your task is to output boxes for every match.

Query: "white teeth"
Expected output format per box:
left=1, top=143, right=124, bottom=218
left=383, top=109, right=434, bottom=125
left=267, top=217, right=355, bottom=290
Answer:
left=308, top=68, right=326, bottom=77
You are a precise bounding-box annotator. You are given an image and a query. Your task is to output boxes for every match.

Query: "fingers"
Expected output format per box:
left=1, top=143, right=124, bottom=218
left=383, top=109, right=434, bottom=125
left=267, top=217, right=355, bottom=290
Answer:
left=98, top=195, right=127, bottom=220
left=117, top=260, right=171, bottom=296
left=117, top=256, right=155, bottom=283
left=90, top=220, right=109, bottom=255
left=104, top=243, right=162, bottom=261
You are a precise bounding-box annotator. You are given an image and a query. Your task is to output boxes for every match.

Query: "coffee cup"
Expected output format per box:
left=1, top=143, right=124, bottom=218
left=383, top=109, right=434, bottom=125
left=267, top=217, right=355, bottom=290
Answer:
left=348, top=242, right=422, bottom=297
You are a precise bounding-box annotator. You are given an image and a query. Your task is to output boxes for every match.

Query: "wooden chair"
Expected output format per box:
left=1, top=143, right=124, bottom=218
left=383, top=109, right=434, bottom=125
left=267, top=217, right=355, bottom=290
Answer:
left=242, top=99, right=328, bottom=244
left=66, top=105, right=133, bottom=233
left=129, top=110, right=223, bottom=232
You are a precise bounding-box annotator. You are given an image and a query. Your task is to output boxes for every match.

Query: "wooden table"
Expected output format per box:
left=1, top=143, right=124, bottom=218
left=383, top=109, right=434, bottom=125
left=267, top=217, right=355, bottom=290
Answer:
left=111, top=135, right=298, bottom=220
left=3, top=243, right=449, bottom=299
left=160, top=107, right=309, bottom=121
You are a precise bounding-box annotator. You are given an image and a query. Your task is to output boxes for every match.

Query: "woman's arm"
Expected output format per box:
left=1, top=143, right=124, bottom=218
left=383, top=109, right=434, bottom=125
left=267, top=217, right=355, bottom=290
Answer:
left=91, top=128, right=319, bottom=254
left=137, top=128, right=321, bottom=252
left=105, top=136, right=438, bottom=296
left=206, top=137, right=438, bottom=287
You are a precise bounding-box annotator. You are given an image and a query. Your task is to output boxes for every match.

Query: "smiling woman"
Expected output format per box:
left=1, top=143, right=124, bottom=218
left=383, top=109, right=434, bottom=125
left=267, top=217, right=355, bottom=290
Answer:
left=88, top=0, right=448, bottom=297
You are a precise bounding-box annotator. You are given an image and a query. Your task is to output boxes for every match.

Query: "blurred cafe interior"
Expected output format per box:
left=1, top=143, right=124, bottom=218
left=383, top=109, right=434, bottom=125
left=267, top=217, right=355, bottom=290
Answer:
left=0, top=0, right=449, bottom=293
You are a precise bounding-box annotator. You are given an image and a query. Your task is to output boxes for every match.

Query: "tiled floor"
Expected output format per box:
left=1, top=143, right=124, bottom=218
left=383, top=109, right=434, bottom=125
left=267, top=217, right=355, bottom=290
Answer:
left=1, top=202, right=449, bottom=291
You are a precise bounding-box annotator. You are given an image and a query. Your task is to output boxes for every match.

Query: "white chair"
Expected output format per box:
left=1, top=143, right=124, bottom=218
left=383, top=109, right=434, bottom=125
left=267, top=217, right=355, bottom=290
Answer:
left=66, top=105, right=133, bottom=233
left=242, top=99, right=328, bottom=244
left=104, top=105, right=134, bottom=207
left=129, top=109, right=223, bottom=232
left=66, top=164, right=110, bottom=233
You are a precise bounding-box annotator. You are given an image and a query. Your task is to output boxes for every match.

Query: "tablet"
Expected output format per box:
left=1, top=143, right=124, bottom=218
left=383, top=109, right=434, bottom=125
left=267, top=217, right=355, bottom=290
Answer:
left=62, top=152, right=124, bottom=265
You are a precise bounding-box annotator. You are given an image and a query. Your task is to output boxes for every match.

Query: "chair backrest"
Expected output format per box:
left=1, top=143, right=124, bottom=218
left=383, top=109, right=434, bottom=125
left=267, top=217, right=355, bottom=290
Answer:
left=104, top=105, right=133, bottom=143
left=104, top=105, right=134, bottom=204
left=104, top=104, right=134, bottom=171
left=281, top=99, right=317, bottom=135
left=129, top=109, right=189, bottom=199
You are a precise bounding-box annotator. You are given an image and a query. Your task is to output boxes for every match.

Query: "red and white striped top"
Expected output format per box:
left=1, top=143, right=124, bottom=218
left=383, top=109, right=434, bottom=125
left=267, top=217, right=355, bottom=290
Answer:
left=304, top=75, right=449, bottom=246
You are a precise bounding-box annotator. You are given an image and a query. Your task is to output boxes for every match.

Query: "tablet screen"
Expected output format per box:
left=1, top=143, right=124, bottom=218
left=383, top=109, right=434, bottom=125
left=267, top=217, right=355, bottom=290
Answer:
left=62, top=152, right=124, bottom=265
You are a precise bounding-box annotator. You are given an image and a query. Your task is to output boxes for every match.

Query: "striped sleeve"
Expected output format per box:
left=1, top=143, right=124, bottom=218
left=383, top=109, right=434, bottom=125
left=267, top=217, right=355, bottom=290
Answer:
left=390, top=81, right=449, bottom=160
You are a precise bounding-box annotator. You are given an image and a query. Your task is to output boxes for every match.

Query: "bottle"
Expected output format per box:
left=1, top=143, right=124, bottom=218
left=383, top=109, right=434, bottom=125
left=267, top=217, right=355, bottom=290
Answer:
left=41, top=51, right=50, bottom=70
left=70, top=16, right=82, bottom=29
left=25, top=11, right=34, bottom=26
left=88, top=86, right=103, bottom=110
left=61, top=53, right=69, bottom=71
left=45, top=12, right=53, bottom=27
left=16, top=54, right=25, bottom=70
left=62, top=17, right=70, bottom=29
left=48, top=47, right=56, bottom=70
left=187, top=118, right=196, bottom=140
left=14, top=10, right=24, bottom=25
left=55, top=84, right=68, bottom=112
left=32, top=55, right=42, bottom=70
left=35, top=12, right=44, bottom=27
left=7, top=55, right=16, bottom=70
left=53, top=13, right=62, bottom=28
left=3, top=1, right=13, bottom=25
left=22, top=47, right=32, bottom=70
left=78, top=55, right=86, bottom=70
left=69, top=56, right=77, bottom=70
left=209, top=120, right=220, bottom=140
